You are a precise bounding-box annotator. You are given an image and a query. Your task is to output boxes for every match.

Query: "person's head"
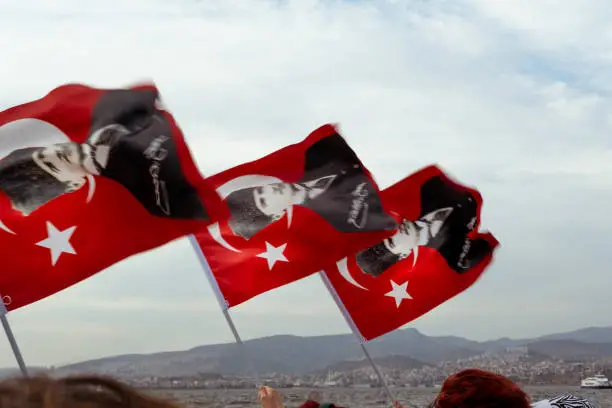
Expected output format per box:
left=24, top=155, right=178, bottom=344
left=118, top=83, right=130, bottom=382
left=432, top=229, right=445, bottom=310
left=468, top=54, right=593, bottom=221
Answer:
left=355, top=207, right=454, bottom=277
left=226, top=183, right=296, bottom=240
left=0, top=148, right=69, bottom=216
left=432, top=369, right=530, bottom=408
left=354, top=218, right=428, bottom=277
left=0, top=375, right=182, bottom=408
left=382, top=219, right=420, bottom=257
left=253, top=183, right=298, bottom=218
left=32, top=143, right=91, bottom=191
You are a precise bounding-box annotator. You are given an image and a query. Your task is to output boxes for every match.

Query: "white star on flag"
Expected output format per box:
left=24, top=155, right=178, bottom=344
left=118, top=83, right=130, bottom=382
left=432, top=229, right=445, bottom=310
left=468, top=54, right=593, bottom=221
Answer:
left=385, top=279, right=413, bottom=308
left=36, top=221, right=77, bottom=266
left=256, top=242, right=288, bottom=270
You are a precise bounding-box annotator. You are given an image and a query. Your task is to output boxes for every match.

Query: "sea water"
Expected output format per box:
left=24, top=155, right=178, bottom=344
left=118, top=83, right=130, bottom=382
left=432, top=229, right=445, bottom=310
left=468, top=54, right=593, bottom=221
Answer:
left=151, top=386, right=609, bottom=407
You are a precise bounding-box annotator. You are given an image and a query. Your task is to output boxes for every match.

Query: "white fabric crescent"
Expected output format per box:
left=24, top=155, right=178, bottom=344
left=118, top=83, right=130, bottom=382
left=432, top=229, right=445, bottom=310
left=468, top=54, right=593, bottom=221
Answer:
left=207, top=222, right=240, bottom=252
left=336, top=257, right=368, bottom=291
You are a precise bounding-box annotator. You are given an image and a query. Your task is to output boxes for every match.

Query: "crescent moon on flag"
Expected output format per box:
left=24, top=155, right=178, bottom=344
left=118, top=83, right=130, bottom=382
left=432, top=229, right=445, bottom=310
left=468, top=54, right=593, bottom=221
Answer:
left=207, top=222, right=240, bottom=252
left=336, top=257, right=369, bottom=291
left=0, top=118, right=98, bottom=235
left=208, top=174, right=296, bottom=251
left=0, top=220, right=15, bottom=235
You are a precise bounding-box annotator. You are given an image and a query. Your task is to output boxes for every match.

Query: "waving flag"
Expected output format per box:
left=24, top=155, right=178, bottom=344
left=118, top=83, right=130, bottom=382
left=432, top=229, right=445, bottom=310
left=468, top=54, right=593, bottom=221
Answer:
left=194, top=124, right=397, bottom=307
left=323, top=165, right=498, bottom=341
left=0, top=83, right=214, bottom=310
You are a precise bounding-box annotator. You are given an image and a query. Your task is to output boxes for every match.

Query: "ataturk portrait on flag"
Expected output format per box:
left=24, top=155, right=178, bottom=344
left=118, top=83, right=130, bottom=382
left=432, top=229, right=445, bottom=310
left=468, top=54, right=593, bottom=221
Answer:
left=221, top=132, right=397, bottom=240
left=0, top=87, right=208, bottom=221
left=0, top=140, right=104, bottom=216
left=355, top=175, right=491, bottom=277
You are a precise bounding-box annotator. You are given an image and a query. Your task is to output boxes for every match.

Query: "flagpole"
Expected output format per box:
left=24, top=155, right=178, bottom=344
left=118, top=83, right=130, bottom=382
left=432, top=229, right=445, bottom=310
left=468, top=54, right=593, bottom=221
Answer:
left=0, top=300, right=28, bottom=377
left=318, top=271, right=395, bottom=405
left=188, top=235, right=261, bottom=388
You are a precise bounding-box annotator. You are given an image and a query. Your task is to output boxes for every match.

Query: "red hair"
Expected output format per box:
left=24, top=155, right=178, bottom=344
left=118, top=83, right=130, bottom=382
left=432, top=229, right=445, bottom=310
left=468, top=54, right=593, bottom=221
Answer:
left=434, top=369, right=530, bottom=408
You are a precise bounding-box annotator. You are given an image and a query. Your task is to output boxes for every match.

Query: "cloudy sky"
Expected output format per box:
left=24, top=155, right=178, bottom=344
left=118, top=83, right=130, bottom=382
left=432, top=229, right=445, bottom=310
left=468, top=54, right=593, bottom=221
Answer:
left=0, top=0, right=610, bottom=368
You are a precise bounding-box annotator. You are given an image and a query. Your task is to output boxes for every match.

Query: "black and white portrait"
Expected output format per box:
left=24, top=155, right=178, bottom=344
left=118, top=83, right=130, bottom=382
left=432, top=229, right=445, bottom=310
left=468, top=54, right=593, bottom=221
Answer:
left=222, top=132, right=397, bottom=240
left=0, top=132, right=108, bottom=216
left=225, top=175, right=336, bottom=239
left=0, top=88, right=209, bottom=221
left=355, top=175, right=491, bottom=277
left=355, top=207, right=454, bottom=277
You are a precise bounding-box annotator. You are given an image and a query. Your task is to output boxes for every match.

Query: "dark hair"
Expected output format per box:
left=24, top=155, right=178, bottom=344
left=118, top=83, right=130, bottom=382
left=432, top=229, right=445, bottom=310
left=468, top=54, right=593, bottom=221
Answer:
left=0, top=148, right=68, bottom=215
left=355, top=241, right=400, bottom=277
left=226, top=187, right=276, bottom=240
left=434, top=369, right=530, bottom=408
left=0, top=374, right=183, bottom=408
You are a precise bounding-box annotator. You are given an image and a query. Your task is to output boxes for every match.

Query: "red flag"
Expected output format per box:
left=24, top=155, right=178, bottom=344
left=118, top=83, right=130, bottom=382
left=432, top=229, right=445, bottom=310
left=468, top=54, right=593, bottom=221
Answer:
left=0, top=83, right=215, bottom=310
left=194, top=124, right=398, bottom=307
left=323, top=165, right=499, bottom=341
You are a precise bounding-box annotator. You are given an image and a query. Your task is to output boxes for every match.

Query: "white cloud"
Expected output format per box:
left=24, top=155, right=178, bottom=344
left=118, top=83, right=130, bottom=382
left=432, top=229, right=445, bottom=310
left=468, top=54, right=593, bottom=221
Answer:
left=0, top=0, right=609, bottom=366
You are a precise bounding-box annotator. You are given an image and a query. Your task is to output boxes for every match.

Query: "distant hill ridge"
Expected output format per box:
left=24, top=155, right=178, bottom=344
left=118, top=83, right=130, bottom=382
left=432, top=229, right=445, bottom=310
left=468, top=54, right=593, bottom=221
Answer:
left=46, top=326, right=612, bottom=377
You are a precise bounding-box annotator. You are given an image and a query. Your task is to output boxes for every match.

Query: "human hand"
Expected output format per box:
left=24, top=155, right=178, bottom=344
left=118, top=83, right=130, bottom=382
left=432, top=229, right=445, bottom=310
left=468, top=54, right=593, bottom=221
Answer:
left=258, top=386, right=284, bottom=408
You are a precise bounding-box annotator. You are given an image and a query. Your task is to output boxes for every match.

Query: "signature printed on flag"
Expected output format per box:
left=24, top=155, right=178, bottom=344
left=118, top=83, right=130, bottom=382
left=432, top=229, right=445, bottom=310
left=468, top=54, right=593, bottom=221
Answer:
left=347, top=182, right=369, bottom=229
left=143, top=134, right=171, bottom=216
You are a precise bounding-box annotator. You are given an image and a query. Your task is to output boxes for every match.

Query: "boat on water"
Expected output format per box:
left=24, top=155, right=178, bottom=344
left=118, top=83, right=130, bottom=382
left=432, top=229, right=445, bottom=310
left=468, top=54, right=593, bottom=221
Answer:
left=580, top=374, right=612, bottom=389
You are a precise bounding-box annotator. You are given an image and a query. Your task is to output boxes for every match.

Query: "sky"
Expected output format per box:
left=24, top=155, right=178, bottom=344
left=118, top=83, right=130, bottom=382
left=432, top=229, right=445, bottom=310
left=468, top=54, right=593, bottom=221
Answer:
left=0, top=0, right=610, bottom=368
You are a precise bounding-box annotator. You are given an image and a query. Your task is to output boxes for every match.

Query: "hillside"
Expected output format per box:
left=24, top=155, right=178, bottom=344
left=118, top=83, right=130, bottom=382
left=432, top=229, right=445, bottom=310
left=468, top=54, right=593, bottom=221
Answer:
left=322, top=355, right=428, bottom=374
left=53, top=326, right=612, bottom=377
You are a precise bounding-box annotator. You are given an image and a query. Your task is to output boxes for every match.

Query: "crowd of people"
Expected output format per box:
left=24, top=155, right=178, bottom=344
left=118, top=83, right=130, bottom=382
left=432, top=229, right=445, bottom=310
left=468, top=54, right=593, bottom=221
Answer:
left=0, top=369, right=596, bottom=408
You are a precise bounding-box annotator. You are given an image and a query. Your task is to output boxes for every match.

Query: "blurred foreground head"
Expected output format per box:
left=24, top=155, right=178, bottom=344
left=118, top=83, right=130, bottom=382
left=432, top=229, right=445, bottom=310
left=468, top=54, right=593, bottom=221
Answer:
left=433, top=369, right=530, bottom=408
left=0, top=375, right=182, bottom=408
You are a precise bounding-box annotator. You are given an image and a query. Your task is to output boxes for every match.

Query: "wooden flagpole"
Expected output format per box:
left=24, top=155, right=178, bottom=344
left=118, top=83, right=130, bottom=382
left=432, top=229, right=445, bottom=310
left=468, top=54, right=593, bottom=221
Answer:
left=188, top=235, right=261, bottom=388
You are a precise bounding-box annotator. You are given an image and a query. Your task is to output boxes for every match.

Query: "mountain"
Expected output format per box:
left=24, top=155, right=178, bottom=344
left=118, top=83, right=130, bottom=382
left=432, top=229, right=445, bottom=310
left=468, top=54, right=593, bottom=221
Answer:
left=526, top=340, right=612, bottom=360
left=54, top=326, right=612, bottom=377
left=537, top=327, right=612, bottom=343
left=475, top=326, right=612, bottom=351
left=58, top=329, right=477, bottom=377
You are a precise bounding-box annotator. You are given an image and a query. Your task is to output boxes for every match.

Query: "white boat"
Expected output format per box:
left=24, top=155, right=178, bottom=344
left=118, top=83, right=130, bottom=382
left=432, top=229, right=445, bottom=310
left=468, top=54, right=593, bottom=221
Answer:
left=580, top=374, right=612, bottom=389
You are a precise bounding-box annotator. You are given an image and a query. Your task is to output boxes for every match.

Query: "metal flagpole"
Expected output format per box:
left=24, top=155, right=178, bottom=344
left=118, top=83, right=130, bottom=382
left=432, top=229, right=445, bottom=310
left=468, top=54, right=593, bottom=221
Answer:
left=188, top=235, right=262, bottom=387
left=358, top=342, right=394, bottom=399
left=318, top=271, right=395, bottom=406
left=0, top=298, right=28, bottom=377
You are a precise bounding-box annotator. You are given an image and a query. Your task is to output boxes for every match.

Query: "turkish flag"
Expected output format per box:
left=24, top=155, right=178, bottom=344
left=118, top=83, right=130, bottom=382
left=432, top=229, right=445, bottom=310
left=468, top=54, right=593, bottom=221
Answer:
left=194, top=124, right=398, bottom=307
left=0, top=83, right=216, bottom=311
left=323, top=165, right=499, bottom=341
